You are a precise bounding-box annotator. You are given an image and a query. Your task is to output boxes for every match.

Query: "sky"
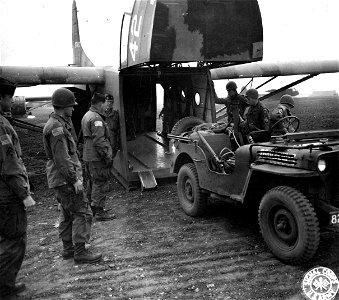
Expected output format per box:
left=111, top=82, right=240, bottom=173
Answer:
left=0, top=0, right=338, bottom=97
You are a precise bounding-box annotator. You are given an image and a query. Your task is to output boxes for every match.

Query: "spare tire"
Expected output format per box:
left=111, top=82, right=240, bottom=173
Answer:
left=171, top=116, right=205, bottom=135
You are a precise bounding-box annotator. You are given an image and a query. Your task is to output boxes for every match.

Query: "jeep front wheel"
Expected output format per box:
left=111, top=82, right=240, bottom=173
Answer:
left=177, top=163, right=206, bottom=216
left=258, top=186, right=320, bottom=265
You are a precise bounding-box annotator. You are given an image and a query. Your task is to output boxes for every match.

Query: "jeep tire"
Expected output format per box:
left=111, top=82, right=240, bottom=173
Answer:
left=177, top=163, right=206, bottom=217
left=171, top=116, right=204, bottom=135
left=258, top=186, right=320, bottom=265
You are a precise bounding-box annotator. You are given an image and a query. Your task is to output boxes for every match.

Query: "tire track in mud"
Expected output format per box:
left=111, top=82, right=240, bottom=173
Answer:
left=19, top=181, right=339, bottom=300
left=83, top=184, right=339, bottom=299
left=16, top=97, right=339, bottom=299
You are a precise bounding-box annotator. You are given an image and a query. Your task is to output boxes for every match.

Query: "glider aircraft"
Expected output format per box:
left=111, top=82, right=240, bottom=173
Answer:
left=0, top=0, right=338, bottom=189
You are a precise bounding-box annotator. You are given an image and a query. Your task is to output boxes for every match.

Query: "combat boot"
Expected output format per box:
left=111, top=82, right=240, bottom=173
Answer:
left=62, top=240, right=74, bottom=259
left=94, top=206, right=116, bottom=221
left=0, top=282, right=26, bottom=298
left=74, top=243, right=102, bottom=264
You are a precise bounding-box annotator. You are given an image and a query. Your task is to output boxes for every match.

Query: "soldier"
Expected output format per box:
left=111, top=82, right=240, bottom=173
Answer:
left=0, top=77, right=35, bottom=298
left=242, top=88, right=270, bottom=131
left=103, top=94, right=120, bottom=159
left=43, top=88, right=102, bottom=264
left=270, top=94, right=295, bottom=135
left=81, top=92, right=116, bottom=221
left=213, top=80, right=249, bottom=124
left=238, top=88, right=270, bottom=144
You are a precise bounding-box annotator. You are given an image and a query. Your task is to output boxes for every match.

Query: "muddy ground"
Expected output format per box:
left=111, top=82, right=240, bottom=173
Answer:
left=14, top=96, right=339, bottom=300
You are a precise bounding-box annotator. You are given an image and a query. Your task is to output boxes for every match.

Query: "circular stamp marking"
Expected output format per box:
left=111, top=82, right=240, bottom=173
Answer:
left=302, top=266, right=339, bottom=300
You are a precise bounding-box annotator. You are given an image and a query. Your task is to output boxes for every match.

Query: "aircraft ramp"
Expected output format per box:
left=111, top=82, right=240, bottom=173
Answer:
left=127, top=132, right=173, bottom=190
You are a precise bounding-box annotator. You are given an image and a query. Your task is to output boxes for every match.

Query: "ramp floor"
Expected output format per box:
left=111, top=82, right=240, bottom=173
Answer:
left=127, top=132, right=172, bottom=172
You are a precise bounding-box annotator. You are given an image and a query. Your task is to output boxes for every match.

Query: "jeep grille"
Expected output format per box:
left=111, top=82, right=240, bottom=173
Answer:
left=256, top=150, right=297, bottom=166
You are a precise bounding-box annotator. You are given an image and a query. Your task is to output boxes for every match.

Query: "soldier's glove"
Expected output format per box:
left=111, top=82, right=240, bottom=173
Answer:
left=23, top=195, right=36, bottom=209
left=73, top=179, right=84, bottom=194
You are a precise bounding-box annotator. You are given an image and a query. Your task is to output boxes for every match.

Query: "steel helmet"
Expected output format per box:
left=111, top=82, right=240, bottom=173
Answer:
left=280, top=95, right=294, bottom=108
left=226, top=81, right=237, bottom=91
left=0, top=77, right=16, bottom=96
left=245, top=88, right=259, bottom=99
left=51, top=88, right=77, bottom=107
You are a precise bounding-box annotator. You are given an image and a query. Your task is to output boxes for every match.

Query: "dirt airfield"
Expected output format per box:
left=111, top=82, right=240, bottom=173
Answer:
left=14, top=95, right=339, bottom=300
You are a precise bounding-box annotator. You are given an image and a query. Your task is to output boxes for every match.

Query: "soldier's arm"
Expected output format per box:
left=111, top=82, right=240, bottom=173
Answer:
left=262, top=108, right=270, bottom=131
left=271, top=107, right=284, bottom=121
left=49, top=130, right=78, bottom=184
left=91, top=118, right=112, bottom=162
left=0, top=133, right=30, bottom=200
left=239, top=95, right=249, bottom=119
left=270, top=107, right=285, bottom=129
left=214, top=97, right=227, bottom=105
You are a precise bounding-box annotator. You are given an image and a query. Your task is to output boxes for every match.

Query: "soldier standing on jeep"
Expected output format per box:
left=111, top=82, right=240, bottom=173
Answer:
left=212, top=80, right=249, bottom=144
left=213, top=81, right=249, bottom=125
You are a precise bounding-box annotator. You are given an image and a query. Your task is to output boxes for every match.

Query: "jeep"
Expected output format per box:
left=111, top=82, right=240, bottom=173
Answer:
left=169, top=117, right=339, bottom=264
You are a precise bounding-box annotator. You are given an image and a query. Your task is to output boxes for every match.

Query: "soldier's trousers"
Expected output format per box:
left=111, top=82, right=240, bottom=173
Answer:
left=54, top=184, right=93, bottom=244
left=0, top=204, right=27, bottom=296
left=85, top=161, right=111, bottom=208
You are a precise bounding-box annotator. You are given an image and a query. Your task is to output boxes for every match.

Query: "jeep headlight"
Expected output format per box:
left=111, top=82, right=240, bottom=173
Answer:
left=317, top=159, right=327, bottom=172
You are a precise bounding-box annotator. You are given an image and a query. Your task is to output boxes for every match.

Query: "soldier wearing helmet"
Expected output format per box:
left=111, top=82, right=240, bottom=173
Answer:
left=270, top=94, right=296, bottom=134
left=0, top=77, right=35, bottom=298
left=43, top=88, right=102, bottom=264
left=213, top=80, right=249, bottom=126
left=280, top=94, right=295, bottom=108
left=226, top=81, right=237, bottom=92
left=81, top=92, right=116, bottom=222
left=239, top=89, right=269, bottom=141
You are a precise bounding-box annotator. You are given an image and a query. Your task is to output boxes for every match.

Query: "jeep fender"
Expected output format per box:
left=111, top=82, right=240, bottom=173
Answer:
left=243, top=164, right=319, bottom=207
left=171, top=143, right=206, bottom=174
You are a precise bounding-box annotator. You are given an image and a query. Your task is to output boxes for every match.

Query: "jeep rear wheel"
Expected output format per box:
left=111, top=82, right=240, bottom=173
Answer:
left=177, top=163, right=206, bottom=216
left=258, top=186, right=320, bottom=265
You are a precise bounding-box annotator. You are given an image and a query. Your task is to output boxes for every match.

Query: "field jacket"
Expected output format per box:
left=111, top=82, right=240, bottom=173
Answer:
left=81, top=106, right=113, bottom=163
left=43, top=113, right=82, bottom=188
left=0, top=113, right=30, bottom=204
left=244, top=101, right=270, bottom=131
left=214, top=93, right=249, bottom=123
